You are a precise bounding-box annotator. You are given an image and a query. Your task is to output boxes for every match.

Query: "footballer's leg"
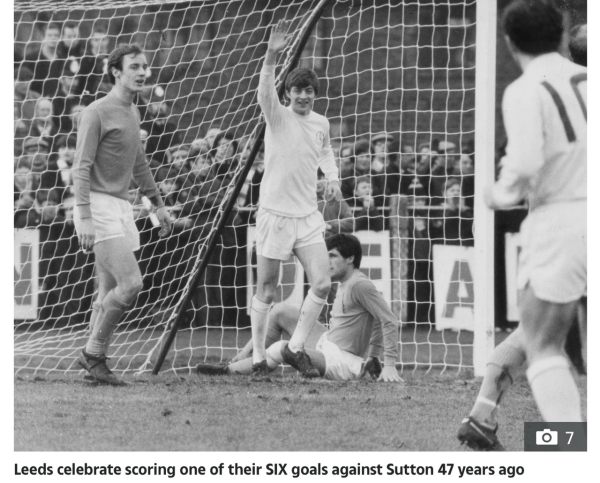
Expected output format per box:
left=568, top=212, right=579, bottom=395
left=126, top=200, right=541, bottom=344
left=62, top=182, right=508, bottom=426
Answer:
left=577, top=297, right=587, bottom=373
left=89, top=260, right=117, bottom=338
left=564, top=297, right=586, bottom=374
left=202, top=310, right=325, bottom=377
left=231, top=303, right=300, bottom=363
left=284, top=243, right=329, bottom=377
left=251, top=255, right=280, bottom=373
left=212, top=339, right=291, bottom=376
left=472, top=329, right=526, bottom=424
left=521, top=288, right=581, bottom=422
left=80, top=238, right=142, bottom=385
left=458, top=329, right=526, bottom=451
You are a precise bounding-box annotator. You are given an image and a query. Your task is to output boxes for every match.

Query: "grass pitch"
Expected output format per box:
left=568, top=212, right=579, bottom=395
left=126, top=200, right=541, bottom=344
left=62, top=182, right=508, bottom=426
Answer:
left=14, top=371, right=586, bottom=452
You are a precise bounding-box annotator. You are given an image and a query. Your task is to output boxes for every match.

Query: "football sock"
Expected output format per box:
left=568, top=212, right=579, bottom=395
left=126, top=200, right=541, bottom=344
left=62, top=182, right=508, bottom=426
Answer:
left=527, top=356, right=582, bottom=422
left=288, top=290, right=326, bottom=353
left=85, top=289, right=131, bottom=356
left=228, top=340, right=285, bottom=374
left=470, top=330, right=526, bottom=426
left=250, top=296, right=271, bottom=364
left=88, top=301, right=101, bottom=334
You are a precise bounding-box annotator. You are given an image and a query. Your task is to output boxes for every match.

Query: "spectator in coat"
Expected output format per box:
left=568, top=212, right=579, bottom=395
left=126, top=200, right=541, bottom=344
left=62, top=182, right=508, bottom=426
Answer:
left=348, top=175, right=384, bottom=231
left=23, top=22, right=65, bottom=98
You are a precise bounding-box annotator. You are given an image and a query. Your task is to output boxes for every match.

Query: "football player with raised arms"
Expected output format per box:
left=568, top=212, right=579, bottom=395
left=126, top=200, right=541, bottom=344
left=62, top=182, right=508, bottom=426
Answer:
left=458, top=0, right=586, bottom=449
left=73, top=44, right=172, bottom=385
left=250, top=19, right=342, bottom=377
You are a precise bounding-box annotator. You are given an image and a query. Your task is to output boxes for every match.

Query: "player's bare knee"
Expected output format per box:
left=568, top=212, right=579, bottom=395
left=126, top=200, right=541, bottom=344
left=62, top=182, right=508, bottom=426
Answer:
left=525, top=334, right=564, bottom=362
left=311, top=277, right=331, bottom=299
left=119, top=276, right=143, bottom=302
left=256, top=282, right=277, bottom=303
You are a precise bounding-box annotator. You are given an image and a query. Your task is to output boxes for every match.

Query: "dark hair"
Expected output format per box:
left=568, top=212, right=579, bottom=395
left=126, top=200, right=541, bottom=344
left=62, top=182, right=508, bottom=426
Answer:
left=210, top=131, right=238, bottom=159
left=92, top=21, right=109, bottom=35
left=569, top=24, right=586, bottom=66
left=37, top=187, right=61, bottom=205
left=63, top=21, right=79, bottom=32
left=353, top=139, right=371, bottom=157
left=354, top=175, right=371, bottom=188
left=107, top=44, right=144, bottom=84
left=326, top=233, right=362, bottom=269
left=285, top=67, right=319, bottom=96
left=155, top=165, right=180, bottom=182
left=15, top=155, right=33, bottom=171
left=502, top=0, right=563, bottom=55
left=45, top=22, right=61, bottom=34
left=444, top=177, right=461, bottom=193
left=56, top=133, right=78, bottom=150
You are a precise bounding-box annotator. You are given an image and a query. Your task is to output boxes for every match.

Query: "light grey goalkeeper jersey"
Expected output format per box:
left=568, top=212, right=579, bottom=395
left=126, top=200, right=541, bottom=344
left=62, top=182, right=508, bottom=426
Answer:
left=73, top=91, right=162, bottom=219
left=328, top=270, right=398, bottom=366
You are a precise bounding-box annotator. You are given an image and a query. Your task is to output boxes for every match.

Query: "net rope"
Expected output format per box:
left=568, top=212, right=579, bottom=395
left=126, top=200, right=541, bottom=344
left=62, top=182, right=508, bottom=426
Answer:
left=14, top=0, right=477, bottom=376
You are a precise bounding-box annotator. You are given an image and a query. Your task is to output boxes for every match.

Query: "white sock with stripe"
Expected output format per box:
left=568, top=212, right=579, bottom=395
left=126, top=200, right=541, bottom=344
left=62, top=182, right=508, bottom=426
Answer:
left=288, top=289, right=326, bottom=353
left=250, top=296, right=271, bottom=364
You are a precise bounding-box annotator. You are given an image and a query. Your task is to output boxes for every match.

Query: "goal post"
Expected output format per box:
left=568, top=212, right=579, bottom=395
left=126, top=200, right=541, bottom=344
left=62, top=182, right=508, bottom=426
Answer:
left=473, top=0, right=497, bottom=376
left=13, top=0, right=498, bottom=377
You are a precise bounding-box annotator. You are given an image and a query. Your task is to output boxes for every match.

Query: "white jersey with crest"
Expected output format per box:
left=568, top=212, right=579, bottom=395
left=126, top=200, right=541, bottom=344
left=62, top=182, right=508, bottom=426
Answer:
left=491, top=52, right=586, bottom=211
left=257, top=64, right=338, bottom=217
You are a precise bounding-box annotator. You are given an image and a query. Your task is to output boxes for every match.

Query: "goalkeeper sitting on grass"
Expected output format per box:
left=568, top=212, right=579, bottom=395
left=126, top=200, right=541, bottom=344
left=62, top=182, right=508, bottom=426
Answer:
left=197, top=234, right=403, bottom=382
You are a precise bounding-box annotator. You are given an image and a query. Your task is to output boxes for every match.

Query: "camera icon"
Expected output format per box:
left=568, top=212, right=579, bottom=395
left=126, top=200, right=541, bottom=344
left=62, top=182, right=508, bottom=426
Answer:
left=536, top=429, right=558, bottom=446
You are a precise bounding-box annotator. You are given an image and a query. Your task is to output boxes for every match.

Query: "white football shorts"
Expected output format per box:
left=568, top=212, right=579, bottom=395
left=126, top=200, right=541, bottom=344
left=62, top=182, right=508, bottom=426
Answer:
left=316, top=333, right=364, bottom=381
left=255, top=208, right=326, bottom=261
left=518, top=201, right=586, bottom=303
left=74, top=191, right=140, bottom=252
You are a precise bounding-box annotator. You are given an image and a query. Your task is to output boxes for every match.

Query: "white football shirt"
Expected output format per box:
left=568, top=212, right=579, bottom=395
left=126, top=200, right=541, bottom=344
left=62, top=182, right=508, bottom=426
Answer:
left=257, top=64, right=338, bottom=217
left=491, top=52, right=586, bottom=211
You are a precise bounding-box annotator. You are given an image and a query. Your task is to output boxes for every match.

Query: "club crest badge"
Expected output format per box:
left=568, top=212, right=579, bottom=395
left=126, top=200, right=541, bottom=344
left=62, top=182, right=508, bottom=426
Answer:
left=315, top=130, right=325, bottom=146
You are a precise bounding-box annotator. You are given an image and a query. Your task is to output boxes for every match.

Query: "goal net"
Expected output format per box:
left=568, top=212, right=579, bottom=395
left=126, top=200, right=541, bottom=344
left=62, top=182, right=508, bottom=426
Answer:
left=14, top=0, right=486, bottom=377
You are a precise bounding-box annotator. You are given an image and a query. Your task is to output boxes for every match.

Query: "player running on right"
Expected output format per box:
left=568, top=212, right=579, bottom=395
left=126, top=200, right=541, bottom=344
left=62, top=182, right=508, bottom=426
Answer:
left=458, top=0, right=586, bottom=450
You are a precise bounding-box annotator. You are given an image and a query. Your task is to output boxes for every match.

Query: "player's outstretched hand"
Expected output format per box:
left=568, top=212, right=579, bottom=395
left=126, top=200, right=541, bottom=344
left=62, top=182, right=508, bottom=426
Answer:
left=156, top=206, right=172, bottom=238
left=325, top=179, right=342, bottom=202
left=268, top=19, right=292, bottom=53
left=78, top=218, right=96, bottom=253
left=377, top=365, right=404, bottom=383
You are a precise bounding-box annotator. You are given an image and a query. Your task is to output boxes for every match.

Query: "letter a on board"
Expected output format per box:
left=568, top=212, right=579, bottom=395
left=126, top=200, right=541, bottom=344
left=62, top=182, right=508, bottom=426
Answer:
left=442, top=259, right=474, bottom=318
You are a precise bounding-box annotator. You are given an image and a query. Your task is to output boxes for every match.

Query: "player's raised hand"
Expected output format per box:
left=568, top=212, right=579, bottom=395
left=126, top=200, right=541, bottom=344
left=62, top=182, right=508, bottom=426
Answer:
left=156, top=206, right=172, bottom=238
left=377, top=365, right=404, bottom=383
left=268, top=19, right=291, bottom=53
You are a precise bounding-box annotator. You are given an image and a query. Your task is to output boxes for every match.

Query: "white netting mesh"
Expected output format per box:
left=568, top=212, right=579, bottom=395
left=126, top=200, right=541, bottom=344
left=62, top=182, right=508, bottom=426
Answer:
left=14, top=0, right=477, bottom=376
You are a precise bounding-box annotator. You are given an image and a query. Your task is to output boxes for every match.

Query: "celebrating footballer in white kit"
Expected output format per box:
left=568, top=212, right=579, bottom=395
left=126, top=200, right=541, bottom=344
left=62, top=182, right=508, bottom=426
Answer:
left=250, top=19, right=342, bottom=377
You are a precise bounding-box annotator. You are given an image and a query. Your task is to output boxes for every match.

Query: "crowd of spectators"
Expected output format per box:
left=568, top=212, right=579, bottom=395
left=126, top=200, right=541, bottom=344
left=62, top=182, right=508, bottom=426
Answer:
left=14, top=21, right=474, bottom=327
